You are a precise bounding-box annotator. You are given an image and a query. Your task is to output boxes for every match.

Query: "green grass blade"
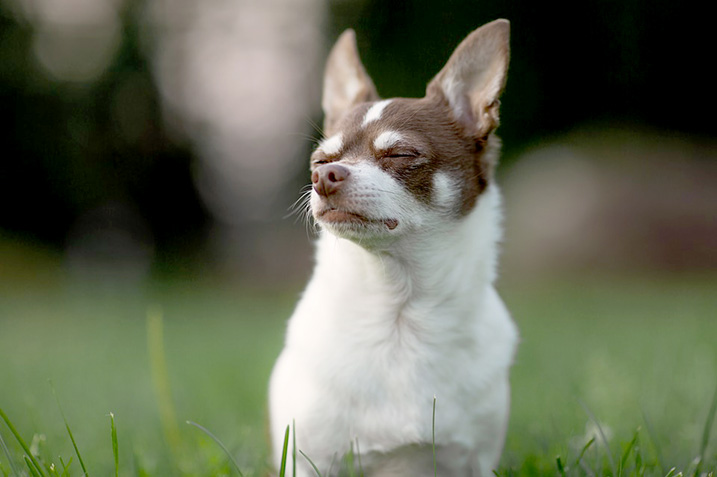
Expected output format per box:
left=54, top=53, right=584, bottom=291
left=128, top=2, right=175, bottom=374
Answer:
left=58, top=457, right=73, bottom=477
left=0, top=407, right=46, bottom=477
left=299, top=450, right=322, bottom=477
left=292, top=420, right=296, bottom=477
left=618, top=428, right=640, bottom=476
left=23, top=456, right=42, bottom=477
left=146, top=306, right=183, bottom=462
left=344, top=442, right=355, bottom=477
left=556, top=455, right=566, bottom=477
left=0, top=426, right=20, bottom=477
left=108, top=413, right=118, bottom=477
left=50, top=383, right=88, bottom=476
left=186, top=421, right=244, bottom=477
left=575, top=437, right=595, bottom=468
left=279, top=425, right=290, bottom=477
left=579, top=400, right=616, bottom=476
left=694, top=385, right=717, bottom=477
left=432, top=396, right=437, bottom=477
left=634, top=441, right=643, bottom=474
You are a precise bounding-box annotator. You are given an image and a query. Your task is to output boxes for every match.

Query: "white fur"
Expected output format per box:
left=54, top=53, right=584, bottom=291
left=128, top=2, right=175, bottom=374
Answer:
left=432, top=171, right=460, bottom=210
left=318, top=133, right=343, bottom=156
left=373, top=130, right=403, bottom=151
left=307, top=161, right=423, bottom=242
left=362, top=99, right=392, bottom=126
left=270, top=181, right=518, bottom=476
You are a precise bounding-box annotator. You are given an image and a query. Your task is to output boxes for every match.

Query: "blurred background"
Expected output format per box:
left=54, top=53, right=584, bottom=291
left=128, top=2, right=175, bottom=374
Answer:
left=1, top=0, right=715, bottom=474
left=1, top=0, right=714, bottom=286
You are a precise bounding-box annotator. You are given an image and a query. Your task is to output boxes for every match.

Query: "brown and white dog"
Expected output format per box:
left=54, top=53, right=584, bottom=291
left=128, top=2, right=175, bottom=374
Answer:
left=269, top=20, right=518, bottom=476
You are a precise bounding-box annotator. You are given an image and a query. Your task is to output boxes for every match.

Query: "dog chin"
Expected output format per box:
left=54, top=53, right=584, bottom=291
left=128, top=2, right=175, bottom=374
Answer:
left=314, top=208, right=400, bottom=239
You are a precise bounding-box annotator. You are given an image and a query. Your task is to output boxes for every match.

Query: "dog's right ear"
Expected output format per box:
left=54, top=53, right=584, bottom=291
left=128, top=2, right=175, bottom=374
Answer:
left=427, top=19, right=510, bottom=140
left=322, top=29, right=379, bottom=132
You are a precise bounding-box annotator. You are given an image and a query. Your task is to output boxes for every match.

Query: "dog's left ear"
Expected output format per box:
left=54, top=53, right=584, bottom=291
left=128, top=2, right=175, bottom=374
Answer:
left=427, top=19, right=510, bottom=139
left=322, top=29, right=379, bottom=132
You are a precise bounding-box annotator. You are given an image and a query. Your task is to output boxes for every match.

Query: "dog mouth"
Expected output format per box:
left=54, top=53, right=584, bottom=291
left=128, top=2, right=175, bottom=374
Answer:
left=316, top=208, right=399, bottom=230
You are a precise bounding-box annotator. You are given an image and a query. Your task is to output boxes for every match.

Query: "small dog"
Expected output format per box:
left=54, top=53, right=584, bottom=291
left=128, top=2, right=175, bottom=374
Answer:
left=269, top=20, right=518, bottom=477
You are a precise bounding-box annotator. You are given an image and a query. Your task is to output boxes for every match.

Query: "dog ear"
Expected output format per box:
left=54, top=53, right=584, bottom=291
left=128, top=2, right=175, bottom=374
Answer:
left=322, top=29, right=379, bottom=132
left=427, top=19, right=510, bottom=139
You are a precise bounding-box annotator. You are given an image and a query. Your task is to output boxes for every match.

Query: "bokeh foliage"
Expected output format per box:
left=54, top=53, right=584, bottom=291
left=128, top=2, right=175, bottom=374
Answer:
left=1, top=0, right=713, bottom=263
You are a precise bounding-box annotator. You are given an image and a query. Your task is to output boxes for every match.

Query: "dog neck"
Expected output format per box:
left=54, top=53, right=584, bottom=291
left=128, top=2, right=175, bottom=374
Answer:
left=312, top=184, right=502, bottom=313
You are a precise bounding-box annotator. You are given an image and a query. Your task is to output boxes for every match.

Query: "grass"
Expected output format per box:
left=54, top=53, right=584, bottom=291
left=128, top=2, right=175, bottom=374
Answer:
left=0, top=271, right=715, bottom=476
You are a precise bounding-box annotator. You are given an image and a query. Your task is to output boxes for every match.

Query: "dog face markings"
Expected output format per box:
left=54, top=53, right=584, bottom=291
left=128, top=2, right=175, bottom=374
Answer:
left=432, top=171, right=460, bottom=210
left=373, top=130, right=404, bottom=151
left=362, top=99, right=393, bottom=127
left=317, top=133, right=344, bottom=157
left=311, top=96, right=488, bottom=226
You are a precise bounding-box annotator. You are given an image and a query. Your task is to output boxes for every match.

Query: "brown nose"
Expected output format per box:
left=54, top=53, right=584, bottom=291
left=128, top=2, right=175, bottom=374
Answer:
left=312, top=164, right=350, bottom=197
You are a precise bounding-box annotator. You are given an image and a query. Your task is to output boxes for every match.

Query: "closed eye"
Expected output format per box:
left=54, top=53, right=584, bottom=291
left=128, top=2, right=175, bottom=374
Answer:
left=311, top=152, right=333, bottom=166
left=380, top=146, right=420, bottom=158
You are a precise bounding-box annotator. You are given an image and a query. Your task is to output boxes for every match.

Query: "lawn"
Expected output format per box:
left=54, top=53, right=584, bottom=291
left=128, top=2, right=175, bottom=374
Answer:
left=1, top=269, right=715, bottom=476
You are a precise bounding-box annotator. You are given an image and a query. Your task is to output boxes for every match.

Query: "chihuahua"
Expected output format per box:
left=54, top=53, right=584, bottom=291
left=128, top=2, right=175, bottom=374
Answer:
left=269, top=19, right=518, bottom=476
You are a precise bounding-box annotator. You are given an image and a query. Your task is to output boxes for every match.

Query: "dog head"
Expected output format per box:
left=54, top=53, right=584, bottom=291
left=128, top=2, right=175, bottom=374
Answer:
left=309, top=20, right=510, bottom=246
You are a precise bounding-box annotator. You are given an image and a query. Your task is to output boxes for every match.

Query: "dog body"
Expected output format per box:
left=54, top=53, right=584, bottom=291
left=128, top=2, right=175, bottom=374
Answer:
left=269, top=20, right=518, bottom=476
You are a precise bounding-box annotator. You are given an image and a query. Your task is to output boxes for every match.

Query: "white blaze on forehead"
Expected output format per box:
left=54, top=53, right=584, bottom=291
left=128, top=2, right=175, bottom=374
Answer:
left=318, top=133, right=343, bottom=155
left=433, top=171, right=460, bottom=209
left=362, top=99, right=392, bottom=127
left=373, top=130, right=403, bottom=151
